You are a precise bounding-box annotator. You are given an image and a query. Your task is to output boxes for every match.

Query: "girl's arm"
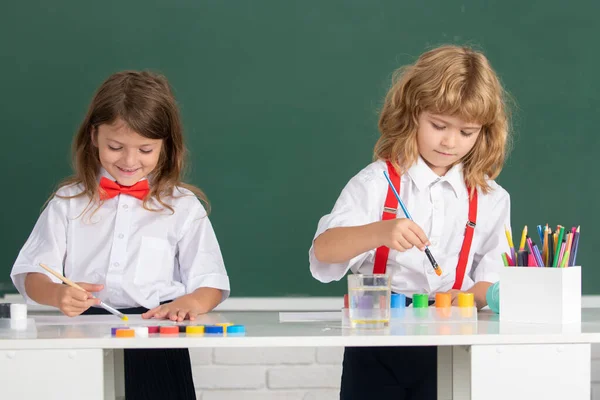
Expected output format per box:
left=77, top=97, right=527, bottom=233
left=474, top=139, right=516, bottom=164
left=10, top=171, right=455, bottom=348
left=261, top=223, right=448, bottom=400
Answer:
left=142, top=287, right=223, bottom=321
left=23, top=273, right=63, bottom=307
left=11, top=194, right=70, bottom=303
left=24, top=273, right=102, bottom=316
left=142, top=198, right=230, bottom=321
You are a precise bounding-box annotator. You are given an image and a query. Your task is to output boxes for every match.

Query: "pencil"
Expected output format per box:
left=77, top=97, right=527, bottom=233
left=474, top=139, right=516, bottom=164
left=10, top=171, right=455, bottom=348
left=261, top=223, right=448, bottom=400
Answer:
left=548, top=228, right=554, bottom=267
left=552, top=227, right=565, bottom=267
left=39, top=263, right=128, bottom=321
left=532, top=243, right=545, bottom=268
left=383, top=171, right=442, bottom=276
left=556, top=239, right=566, bottom=268
left=526, top=237, right=541, bottom=267
left=542, top=225, right=548, bottom=266
left=561, top=230, right=574, bottom=267
left=570, top=226, right=580, bottom=266
left=519, top=226, right=527, bottom=251
left=505, top=225, right=516, bottom=264
left=517, top=250, right=527, bottom=267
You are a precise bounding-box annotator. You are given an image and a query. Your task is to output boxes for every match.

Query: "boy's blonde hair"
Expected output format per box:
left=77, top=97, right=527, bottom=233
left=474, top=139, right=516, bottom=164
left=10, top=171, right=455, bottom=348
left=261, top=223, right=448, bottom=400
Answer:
left=375, top=45, right=511, bottom=194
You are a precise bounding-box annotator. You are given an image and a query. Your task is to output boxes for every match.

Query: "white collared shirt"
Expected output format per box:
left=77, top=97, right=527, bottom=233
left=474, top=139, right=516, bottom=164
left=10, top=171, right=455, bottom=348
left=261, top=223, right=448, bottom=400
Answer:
left=309, top=158, right=511, bottom=298
left=11, top=170, right=230, bottom=309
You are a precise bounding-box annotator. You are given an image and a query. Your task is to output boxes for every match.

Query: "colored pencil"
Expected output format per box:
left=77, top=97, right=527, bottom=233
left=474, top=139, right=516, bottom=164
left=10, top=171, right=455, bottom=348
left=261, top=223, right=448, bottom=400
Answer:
left=552, top=227, right=565, bottom=267
left=570, top=226, right=580, bottom=266
left=519, top=226, right=528, bottom=251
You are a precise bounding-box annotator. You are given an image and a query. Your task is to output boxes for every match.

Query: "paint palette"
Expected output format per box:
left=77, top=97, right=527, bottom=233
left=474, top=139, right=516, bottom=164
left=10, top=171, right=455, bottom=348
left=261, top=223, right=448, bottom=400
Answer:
left=343, top=292, right=478, bottom=329
left=111, top=323, right=246, bottom=338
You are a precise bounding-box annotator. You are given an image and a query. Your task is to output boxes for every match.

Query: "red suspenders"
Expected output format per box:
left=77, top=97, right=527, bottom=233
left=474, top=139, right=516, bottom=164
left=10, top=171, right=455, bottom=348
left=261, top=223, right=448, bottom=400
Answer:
left=373, top=161, right=478, bottom=290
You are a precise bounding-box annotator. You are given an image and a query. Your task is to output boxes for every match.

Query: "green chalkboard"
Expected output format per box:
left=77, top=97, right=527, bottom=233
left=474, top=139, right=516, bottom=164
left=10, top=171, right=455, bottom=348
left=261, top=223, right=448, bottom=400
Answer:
left=1, top=1, right=596, bottom=297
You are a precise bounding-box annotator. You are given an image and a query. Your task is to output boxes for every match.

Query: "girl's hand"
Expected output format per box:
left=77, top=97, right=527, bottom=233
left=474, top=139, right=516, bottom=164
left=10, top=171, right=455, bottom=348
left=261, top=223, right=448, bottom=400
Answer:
left=378, top=218, right=430, bottom=252
left=142, top=295, right=203, bottom=322
left=55, top=283, right=103, bottom=317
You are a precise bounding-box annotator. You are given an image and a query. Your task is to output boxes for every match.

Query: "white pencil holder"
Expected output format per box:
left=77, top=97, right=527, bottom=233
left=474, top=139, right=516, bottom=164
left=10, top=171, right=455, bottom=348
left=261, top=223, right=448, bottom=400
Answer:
left=499, top=266, right=581, bottom=324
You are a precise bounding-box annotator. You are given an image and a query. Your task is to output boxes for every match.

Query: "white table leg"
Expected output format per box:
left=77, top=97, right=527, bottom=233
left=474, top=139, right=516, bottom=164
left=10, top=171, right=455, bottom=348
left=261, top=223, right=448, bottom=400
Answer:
left=438, top=346, right=453, bottom=400
left=113, top=348, right=125, bottom=399
left=452, top=344, right=591, bottom=400
left=103, top=350, right=115, bottom=399
left=0, top=348, right=105, bottom=400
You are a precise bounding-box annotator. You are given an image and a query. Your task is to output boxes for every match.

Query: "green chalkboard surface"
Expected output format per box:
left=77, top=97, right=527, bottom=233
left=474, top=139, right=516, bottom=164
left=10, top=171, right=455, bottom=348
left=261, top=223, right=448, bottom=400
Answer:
left=1, top=1, right=596, bottom=296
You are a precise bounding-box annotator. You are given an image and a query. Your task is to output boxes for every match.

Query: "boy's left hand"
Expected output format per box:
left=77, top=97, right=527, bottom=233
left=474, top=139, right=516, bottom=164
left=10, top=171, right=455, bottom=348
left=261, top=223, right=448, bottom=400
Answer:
left=141, top=295, right=202, bottom=322
left=444, top=289, right=462, bottom=305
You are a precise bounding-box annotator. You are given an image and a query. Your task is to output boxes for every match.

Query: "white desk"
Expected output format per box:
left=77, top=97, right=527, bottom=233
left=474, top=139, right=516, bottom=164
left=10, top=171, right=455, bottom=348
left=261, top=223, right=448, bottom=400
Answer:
left=1, top=309, right=597, bottom=400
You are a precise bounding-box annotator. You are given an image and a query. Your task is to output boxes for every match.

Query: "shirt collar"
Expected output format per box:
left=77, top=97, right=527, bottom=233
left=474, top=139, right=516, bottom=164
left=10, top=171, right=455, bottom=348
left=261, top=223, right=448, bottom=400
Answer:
left=97, top=167, right=149, bottom=186
left=406, top=156, right=467, bottom=199
left=98, top=167, right=116, bottom=183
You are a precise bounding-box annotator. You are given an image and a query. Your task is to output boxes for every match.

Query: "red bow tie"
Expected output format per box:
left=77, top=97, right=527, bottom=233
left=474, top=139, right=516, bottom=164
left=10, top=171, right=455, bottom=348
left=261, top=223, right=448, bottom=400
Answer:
left=99, top=177, right=150, bottom=200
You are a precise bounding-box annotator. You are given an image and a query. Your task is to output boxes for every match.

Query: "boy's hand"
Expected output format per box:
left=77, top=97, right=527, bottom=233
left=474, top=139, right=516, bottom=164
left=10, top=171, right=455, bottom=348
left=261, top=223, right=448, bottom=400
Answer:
left=443, top=289, right=462, bottom=305
left=55, top=283, right=103, bottom=317
left=378, top=218, right=430, bottom=252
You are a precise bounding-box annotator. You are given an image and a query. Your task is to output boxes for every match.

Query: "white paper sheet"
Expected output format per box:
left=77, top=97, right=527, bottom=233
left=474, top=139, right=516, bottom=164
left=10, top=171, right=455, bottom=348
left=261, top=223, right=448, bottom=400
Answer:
left=33, top=314, right=228, bottom=326
left=279, top=311, right=341, bottom=322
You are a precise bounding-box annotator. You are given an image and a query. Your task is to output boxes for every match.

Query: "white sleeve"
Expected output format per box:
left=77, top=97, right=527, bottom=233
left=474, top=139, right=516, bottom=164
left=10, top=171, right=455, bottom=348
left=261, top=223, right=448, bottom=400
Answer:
left=176, top=200, right=230, bottom=303
left=470, top=190, right=512, bottom=284
left=11, top=197, right=69, bottom=305
left=309, top=171, right=381, bottom=283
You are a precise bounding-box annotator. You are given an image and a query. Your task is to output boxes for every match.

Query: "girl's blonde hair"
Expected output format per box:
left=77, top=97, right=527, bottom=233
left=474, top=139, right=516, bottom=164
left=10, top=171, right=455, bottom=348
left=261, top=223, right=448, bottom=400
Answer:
left=374, top=45, right=512, bottom=193
left=54, top=70, right=208, bottom=214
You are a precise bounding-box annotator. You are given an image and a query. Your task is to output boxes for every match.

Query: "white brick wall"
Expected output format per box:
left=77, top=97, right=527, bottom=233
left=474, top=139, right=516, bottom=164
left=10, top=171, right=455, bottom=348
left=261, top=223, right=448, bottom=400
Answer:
left=192, top=347, right=343, bottom=400
left=194, top=344, right=600, bottom=400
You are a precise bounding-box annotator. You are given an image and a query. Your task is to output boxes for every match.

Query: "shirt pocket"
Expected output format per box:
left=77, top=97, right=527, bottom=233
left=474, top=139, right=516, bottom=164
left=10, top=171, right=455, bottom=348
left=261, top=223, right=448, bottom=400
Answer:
left=134, top=236, right=174, bottom=287
left=443, top=221, right=467, bottom=256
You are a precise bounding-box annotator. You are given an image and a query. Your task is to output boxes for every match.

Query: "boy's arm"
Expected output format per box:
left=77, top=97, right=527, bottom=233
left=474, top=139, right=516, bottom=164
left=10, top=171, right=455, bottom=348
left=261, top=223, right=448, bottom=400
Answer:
left=466, top=281, right=492, bottom=310
left=469, top=188, right=512, bottom=306
left=313, top=222, right=384, bottom=263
